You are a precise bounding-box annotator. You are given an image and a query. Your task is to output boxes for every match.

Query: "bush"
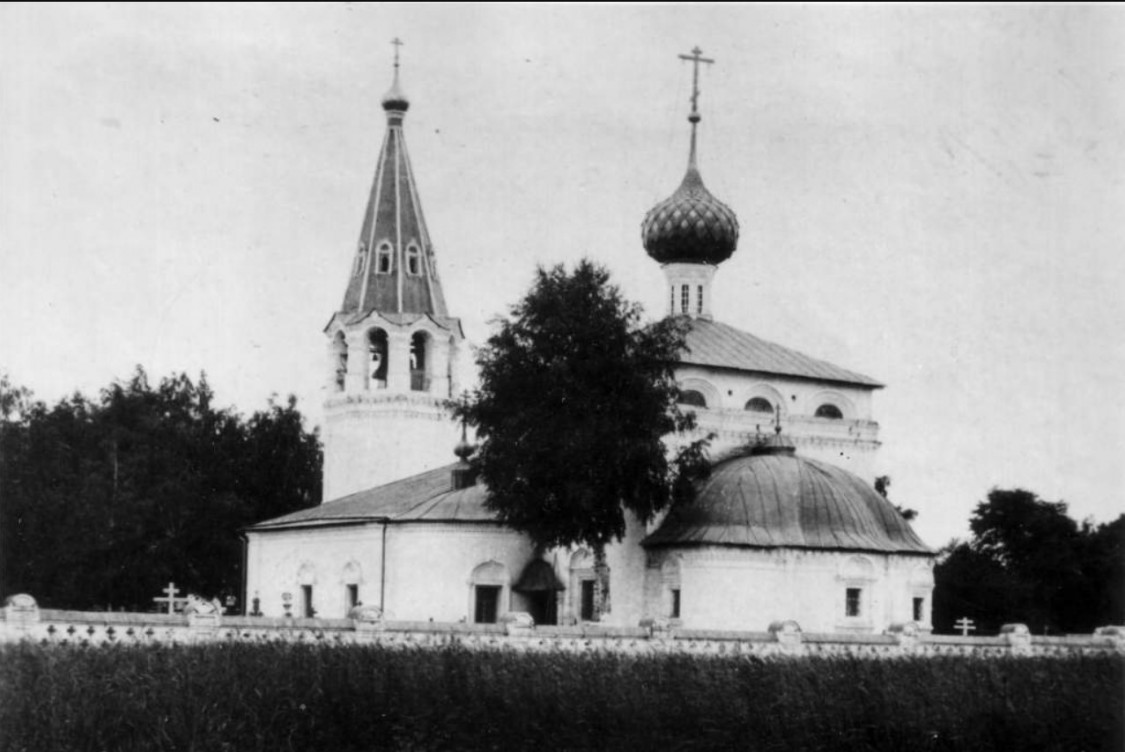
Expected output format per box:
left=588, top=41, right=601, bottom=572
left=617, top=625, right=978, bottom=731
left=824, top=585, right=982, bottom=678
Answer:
left=0, top=642, right=1121, bottom=751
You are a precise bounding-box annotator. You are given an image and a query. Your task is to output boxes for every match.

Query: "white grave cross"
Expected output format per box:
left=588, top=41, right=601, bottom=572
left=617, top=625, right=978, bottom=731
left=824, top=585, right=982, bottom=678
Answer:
left=955, top=617, right=976, bottom=636
left=153, top=582, right=188, bottom=615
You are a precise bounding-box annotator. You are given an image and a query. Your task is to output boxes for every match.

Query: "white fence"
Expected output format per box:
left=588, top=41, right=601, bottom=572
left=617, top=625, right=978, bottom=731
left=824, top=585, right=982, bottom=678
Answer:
left=2, top=596, right=1122, bottom=659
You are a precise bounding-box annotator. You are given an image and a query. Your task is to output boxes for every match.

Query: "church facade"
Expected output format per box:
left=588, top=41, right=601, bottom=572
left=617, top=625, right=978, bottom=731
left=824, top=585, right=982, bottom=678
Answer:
left=244, top=50, right=934, bottom=633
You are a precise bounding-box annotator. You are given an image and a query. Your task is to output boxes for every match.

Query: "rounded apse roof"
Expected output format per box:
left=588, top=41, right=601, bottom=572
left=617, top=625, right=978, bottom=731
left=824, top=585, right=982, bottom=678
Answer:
left=644, top=446, right=932, bottom=555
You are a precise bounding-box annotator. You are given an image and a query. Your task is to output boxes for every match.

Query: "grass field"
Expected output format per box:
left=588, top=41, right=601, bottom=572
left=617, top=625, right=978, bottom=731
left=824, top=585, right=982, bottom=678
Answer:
left=1, top=642, right=1121, bottom=751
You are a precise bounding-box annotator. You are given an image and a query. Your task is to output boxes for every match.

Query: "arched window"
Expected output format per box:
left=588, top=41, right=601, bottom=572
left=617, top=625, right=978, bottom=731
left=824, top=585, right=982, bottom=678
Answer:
left=669, top=286, right=675, bottom=315
left=470, top=561, right=507, bottom=624
left=332, top=332, right=347, bottom=392
left=696, top=285, right=703, bottom=315
left=406, top=242, right=421, bottom=276
left=680, top=284, right=690, bottom=314
left=410, top=332, right=429, bottom=392
left=661, top=557, right=682, bottom=620
left=678, top=390, right=707, bottom=408
left=368, top=329, right=388, bottom=387
left=353, top=242, right=367, bottom=277
left=815, top=403, right=844, bottom=420
left=375, top=241, right=393, bottom=274
left=745, top=397, right=772, bottom=413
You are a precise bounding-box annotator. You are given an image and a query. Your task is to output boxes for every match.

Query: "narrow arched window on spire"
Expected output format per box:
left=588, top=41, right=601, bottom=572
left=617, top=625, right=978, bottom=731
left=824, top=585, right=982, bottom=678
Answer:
left=353, top=242, right=367, bottom=277
left=375, top=241, right=393, bottom=274
left=406, top=242, right=421, bottom=276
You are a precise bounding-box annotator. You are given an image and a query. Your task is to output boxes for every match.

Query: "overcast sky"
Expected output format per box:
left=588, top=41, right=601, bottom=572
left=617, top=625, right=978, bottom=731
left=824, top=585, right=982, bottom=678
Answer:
left=2, top=3, right=1122, bottom=548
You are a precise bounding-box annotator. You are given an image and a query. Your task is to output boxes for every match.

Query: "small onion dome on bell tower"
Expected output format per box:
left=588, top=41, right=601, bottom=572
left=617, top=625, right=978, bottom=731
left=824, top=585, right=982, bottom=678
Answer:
left=381, top=37, right=410, bottom=112
left=642, top=46, right=739, bottom=267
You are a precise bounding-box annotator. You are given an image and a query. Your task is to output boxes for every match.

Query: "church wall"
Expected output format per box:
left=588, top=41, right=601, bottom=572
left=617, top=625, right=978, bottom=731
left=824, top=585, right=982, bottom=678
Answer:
left=322, top=395, right=461, bottom=500
left=644, top=547, right=933, bottom=633
left=673, top=365, right=880, bottom=480
left=245, top=526, right=384, bottom=620
left=383, top=523, right=535, bottom=622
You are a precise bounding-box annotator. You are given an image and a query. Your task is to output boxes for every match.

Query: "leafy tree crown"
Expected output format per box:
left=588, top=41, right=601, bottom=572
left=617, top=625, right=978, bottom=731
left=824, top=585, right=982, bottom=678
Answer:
left=454, top=259, right=708, bottom=550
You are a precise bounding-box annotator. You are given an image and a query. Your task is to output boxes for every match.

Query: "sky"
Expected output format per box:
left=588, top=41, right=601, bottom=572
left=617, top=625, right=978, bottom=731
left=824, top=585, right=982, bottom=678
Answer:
left=2, top=3, right=1123, bottom=548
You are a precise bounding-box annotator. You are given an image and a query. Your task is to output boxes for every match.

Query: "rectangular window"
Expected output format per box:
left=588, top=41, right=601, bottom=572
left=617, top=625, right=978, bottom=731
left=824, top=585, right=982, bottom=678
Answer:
left=680, top=284, right=690, bottom=314
left=913, top=597, right=924, bottom=622
left=845, top=588, right=861, bottom=618
left=346, top=584, right=359, bottom=613
left=580, top=580, right=596, bottom=621
left=302, top=585, right=315, bottom=618
left=669, top=286, right=675, bottom=314
left=696, top=285, right=703, bottom=314
left=474, top=585, right=501, bottom=624
left=671, top=588, right=681, bottom=619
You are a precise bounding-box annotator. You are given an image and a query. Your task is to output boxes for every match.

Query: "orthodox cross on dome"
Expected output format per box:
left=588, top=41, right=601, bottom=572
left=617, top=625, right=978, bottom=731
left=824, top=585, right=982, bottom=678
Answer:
left=678, top=45, right=714, bottom=122
left=677, top=46, right=714, bottom=169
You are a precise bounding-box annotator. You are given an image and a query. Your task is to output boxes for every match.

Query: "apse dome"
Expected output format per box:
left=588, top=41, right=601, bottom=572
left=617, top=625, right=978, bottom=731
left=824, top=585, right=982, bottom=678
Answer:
left=644, top=440, right=931, bottom=554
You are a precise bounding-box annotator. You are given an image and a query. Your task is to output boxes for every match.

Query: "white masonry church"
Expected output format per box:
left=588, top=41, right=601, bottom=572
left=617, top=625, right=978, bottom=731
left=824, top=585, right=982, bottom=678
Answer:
left=244, top=48, right=935, bottom=633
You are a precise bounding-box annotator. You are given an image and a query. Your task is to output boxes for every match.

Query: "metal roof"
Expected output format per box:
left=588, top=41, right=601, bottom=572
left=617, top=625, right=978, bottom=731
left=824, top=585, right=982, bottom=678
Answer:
left=247, top=464, right=497, bottom=531
left=680, top=318, right=883, bottom=388
left=644, top=451, right=931, bottom=555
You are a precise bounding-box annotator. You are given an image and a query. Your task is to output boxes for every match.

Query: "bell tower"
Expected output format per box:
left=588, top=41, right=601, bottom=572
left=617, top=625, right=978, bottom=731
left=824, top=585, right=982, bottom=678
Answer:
left=322, top=40, right=464, bottom=501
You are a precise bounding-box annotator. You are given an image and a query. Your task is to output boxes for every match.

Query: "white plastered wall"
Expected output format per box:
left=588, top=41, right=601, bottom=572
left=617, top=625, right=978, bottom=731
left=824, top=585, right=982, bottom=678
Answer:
left=643, top=547, right=934, bottom=633
left=673, top=365, right=881, bottom=480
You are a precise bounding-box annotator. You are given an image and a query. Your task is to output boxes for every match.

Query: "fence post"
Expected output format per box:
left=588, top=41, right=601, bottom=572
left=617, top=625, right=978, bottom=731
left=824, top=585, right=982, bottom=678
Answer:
left=1093, top=626, right=1125, bottom=654
left=501, top=611, right=535, bottom=637
left=1000, top=623, right=1031, bottom=655
left=769, top=620, right=803, bottom=654
left=885, top=621, right=920, bottom=653
left=640, top=617, right=675, bottom=641
left=2, top=594, right=40, bottom=641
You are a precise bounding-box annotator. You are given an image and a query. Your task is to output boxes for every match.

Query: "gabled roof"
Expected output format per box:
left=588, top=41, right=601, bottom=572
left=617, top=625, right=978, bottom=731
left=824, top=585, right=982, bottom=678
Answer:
left=247, top=464, right=498, bottom=532
left=680, top=318, right=883, bottom=388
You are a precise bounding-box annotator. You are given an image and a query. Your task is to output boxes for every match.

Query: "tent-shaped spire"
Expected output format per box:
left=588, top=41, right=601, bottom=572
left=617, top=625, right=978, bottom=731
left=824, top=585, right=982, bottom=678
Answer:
left=340, top=41, right=450, bottom=317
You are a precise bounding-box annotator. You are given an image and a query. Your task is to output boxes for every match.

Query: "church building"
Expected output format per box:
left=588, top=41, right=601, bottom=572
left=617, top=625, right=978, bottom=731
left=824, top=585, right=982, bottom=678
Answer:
left=244, top=48, right=935, bottom=633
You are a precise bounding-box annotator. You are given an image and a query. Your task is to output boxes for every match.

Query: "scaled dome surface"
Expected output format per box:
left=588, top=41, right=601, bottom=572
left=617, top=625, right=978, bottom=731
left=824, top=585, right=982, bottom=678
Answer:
left=642, top=166, right=740, bottom=265
left=644, top=446, right=931, bottom=554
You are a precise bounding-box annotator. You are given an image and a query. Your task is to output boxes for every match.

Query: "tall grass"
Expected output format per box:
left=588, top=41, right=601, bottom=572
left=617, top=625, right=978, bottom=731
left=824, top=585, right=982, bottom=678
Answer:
left=0, top=642, right=1120, bottom=751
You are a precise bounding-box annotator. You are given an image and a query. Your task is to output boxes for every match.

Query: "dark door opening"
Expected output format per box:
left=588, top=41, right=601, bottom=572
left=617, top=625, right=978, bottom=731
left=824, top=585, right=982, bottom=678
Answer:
left=527, top=591, right=558, bottom=626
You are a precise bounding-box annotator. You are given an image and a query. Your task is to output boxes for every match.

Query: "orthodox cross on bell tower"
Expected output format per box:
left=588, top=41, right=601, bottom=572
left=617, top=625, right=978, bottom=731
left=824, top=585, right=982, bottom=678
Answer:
left=391, top=37, right=404, bottom=67
left=678, top=45, right=714, bottom=166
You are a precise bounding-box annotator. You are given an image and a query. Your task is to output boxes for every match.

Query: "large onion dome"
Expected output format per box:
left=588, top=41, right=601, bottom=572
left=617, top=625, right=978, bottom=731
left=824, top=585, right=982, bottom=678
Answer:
left=642, top=165, right=739, bottom=265
left=644, top=441, right=931, bottom=554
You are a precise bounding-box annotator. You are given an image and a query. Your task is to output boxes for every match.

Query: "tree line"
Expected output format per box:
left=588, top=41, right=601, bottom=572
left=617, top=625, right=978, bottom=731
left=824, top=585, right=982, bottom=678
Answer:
left=0, top=369, right=321, bottom=611
left=932, top=488, right=1123, bottom=634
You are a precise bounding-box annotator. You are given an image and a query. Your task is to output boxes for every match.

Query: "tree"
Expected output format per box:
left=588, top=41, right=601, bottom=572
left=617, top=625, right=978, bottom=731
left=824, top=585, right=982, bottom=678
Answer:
left=0, top=368, right=321, bottom=610
left=454, top=260, right=709, bottom=617
left=874, top=475, right=917, bottom=521
left=932, top=487, right=1123, bottom=634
